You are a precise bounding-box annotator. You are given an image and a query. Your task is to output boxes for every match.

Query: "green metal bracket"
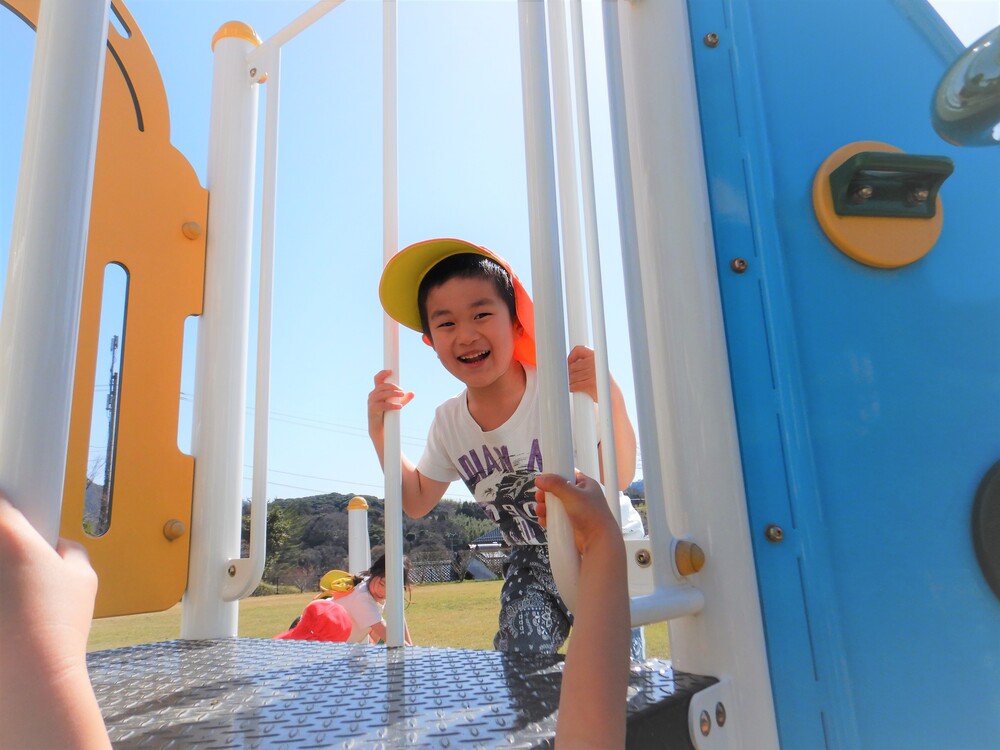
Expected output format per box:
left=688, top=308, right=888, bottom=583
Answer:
left=828, top=151, right=954, bottom=219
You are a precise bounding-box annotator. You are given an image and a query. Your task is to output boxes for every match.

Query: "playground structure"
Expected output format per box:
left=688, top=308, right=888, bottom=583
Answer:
left=1, top=0, right=999, bottom=748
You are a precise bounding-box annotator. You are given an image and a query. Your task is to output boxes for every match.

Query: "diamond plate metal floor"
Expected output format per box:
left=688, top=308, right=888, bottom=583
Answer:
left=87, top=639, right=715, bottom=749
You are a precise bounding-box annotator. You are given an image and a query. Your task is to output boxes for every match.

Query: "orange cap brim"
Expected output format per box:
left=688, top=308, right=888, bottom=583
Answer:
left=379, top=238, right=536, bottom=367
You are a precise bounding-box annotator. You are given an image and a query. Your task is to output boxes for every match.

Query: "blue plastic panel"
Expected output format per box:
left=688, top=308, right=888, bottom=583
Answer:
left=688, top=1, right=1000, bottom=748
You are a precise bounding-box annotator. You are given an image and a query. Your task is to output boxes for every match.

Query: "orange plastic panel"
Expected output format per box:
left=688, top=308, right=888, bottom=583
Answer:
left=3, top=0, right=207, bottom=617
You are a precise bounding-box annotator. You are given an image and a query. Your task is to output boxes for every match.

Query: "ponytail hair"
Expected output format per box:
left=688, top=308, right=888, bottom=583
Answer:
left=353, top=553, right=411, bottom=591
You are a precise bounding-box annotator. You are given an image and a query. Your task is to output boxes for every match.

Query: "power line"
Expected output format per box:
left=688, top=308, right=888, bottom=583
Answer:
left=178, top=391, right=428, bottom=447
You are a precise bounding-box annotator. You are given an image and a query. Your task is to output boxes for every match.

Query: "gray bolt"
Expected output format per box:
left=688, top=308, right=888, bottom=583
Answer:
left=704, top=32, right=720, bottom=48
left=249, top=67, right=258, bottom=78
left=764, top=524, right=784, bottom=543
left=228, top=564, right=237, bottom=577
left=716, top=701, right=727, bottom=727
left=853, top=185, right=874, bottom=202
left=635, top=549, right=652, bottom=567
left=911, top=187, right=930, bottom=202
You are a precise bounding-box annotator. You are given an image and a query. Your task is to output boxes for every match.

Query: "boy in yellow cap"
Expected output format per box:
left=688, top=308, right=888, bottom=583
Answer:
left=369, top=238, right=643, bottom=653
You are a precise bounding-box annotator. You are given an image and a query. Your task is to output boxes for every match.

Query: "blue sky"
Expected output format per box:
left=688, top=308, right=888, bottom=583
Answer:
left=1, top=0, right=997, bottom=505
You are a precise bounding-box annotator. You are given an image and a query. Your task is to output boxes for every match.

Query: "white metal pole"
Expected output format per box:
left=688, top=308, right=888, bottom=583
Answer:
left=382, top=0, right=405, bottom=648
left=0, top=0, right=110, bottom=545
left=569, top=0, right=622, bottom=521
left=545, top=0, right=602, bottom=485
left=608, top=1, right=778, bottom=746
left=517, top=0, right=579, bottom=612
left=182, top=24, right=261, bottom=639
left=348, top=497, right=372, bottom=575
left=600, top=1, right=677, bottom=593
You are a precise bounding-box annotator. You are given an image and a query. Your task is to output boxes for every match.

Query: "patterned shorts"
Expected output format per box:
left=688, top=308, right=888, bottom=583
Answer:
left=493, top=544, right=572, bottom=654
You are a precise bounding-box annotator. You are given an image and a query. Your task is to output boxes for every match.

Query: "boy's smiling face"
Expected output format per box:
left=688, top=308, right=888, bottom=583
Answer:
left=424, top=275, right=521, bottom=391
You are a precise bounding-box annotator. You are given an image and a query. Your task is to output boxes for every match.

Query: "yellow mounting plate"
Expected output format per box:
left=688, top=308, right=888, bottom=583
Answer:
left=812, top=141, right=944, bottom=268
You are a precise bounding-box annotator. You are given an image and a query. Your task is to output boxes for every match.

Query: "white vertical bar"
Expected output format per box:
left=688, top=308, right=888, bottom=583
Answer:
left=609, top=0, right=778, bottom=746
left=569, top=0, right=621, bottom=521
left=546, top=0, right=602, bottom=485
left=601, top=0, right=676, bottom=590
left=0, top=0, right=110, bottom=545
left=517, top=0, right=578, bottom=612
left=182, top=27, right=260, bottom=639
left=382, top=0, right=405, bottom=648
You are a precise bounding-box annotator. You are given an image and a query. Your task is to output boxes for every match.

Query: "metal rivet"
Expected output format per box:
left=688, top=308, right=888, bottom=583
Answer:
left=249, top=67, right=257, bottom=78
left=910, top=187, right=930, bottom=203
left=716, top=701, right=727, bottom=727
left=764, top=524, right=784, bottom=543
left=700, top=709, right=712, bottom=736
left=704, top=32, right=720, bottom=48
left=228, top=564, right=237, bottom=577
left=162, top=519, right=186, bottom=541
left=635, top=549, right=652, bottom=567
left=730, top=257, right=748, bottom=274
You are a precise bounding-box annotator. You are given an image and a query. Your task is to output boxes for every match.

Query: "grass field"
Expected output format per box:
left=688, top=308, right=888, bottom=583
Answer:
left=88, top=580, right=669, bottom=658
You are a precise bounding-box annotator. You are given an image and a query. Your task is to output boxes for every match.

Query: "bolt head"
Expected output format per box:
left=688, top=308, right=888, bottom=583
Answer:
left=764, top=524, right=784, bottom=543
left=704, top=32, right=720, bottom=48
left=716, top=701, right=727, bottom=727
left=730, top=257, right=748, bottom=274
left=700, top=710, right=712, bottom=736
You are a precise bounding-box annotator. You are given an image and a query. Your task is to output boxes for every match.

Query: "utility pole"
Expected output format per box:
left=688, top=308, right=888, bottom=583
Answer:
left=99, top=334, right=120, bottom=532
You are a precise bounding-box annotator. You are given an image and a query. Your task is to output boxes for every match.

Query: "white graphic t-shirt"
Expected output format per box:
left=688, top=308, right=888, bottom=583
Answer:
left=418, top=367, right=645, bottom=545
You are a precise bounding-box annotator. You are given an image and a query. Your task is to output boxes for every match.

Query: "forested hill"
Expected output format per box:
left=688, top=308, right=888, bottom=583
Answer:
left=242, top=492, right=495, bottom=592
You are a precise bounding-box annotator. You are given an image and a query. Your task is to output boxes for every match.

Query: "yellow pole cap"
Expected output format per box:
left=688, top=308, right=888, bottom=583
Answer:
left=211, top=21, right=262, bottom=51
left=348, top=496, right=369, bottom=511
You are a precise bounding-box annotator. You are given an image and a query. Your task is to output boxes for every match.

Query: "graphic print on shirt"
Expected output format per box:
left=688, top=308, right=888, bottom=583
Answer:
left=457, top=438, right=546, bottom=546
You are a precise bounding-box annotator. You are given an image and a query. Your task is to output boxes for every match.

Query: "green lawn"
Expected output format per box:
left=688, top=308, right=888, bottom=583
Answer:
left=88, top=580, right=669, bottom=658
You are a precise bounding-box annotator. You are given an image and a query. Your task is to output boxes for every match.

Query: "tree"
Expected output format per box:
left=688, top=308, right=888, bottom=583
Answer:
left=242, top=502, right=291, bottom=593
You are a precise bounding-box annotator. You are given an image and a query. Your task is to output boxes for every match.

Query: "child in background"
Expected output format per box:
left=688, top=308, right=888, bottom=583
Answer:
left=273, top=598, right=353, bottom=642
left=369, top=238, right=643, bottom=654
left=333, top=555, right=414, bottom=645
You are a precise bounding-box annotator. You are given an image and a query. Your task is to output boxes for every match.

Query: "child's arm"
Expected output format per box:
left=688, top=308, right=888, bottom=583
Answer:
left=368, top=370, right=449, bottom=517
left=535, top=472, right=629, bottom=750
left=368, top=618, right=413, bottom=646
left=567, top=346, right=638, bottom=490
left=0, top=497, right=112, bottom=750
